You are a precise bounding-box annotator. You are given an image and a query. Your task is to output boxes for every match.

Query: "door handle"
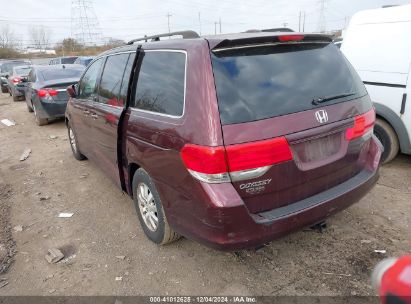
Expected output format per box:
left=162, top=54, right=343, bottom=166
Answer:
left=90, top=113, right=98, bottom=119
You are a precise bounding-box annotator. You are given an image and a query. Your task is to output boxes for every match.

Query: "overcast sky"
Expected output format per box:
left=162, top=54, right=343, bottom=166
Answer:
left=1, top=0, right=411, bottom=47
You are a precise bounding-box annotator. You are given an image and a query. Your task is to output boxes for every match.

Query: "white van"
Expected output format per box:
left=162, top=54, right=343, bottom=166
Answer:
left=341, top=5, right=411, bottom=163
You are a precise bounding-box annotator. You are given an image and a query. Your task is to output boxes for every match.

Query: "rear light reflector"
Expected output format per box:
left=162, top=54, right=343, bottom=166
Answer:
left=278, top=35, right=304, bottom=42
left=180, top=137, right=293, bottom=183
left=345, top=108, right=376, bottom=140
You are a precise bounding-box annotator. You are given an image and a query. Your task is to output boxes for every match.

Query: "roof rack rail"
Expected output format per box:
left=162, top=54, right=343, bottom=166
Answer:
left=127, top=30, right=200, bottom=45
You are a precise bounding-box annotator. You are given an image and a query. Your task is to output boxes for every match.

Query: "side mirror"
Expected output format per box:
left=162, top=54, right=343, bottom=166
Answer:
left=21, top=78, right=28, bottom=83
left=67, top=84, right=77, bottom=98
left=5, top=75, right=9, bottom=79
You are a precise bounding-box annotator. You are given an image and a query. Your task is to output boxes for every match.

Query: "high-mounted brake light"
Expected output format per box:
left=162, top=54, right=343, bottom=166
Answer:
left=38, top=88, right=58, bottom=98
left=345, top=108, right=376, bottom=140
left=181, top=137, right=293, bottom=183
left=278, top=35, right=304, bottom=42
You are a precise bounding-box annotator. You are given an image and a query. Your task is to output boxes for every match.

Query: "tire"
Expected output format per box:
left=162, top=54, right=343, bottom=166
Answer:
left=27, top=102, right=33, bottom=113
left=32, top=104, right=48, bottom=126
left=67, top=122, right=86, bottom=160
left=132, top=168, right=180, bottom=245
left=1, top=86, right=7, bottom=94
left=374, top=118, right=399, bottom=164
left=12, top=93, right=19, bottom=102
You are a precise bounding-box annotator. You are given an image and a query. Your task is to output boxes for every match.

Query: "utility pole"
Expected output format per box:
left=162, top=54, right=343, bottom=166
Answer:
left=318, top=0, right=327, bottom=33
left=299, top=11, right=302, bottom=32
left=214, top=22, right=217, bottom=35
left=198, top=12, right=202, bottom=35
left=166, top=13, right=172, bottom=33
left=303, top=11, right=306, bottom=32
left=219, top=18, right=222, bottom=33
left=71, top=0, right=103, bottom=46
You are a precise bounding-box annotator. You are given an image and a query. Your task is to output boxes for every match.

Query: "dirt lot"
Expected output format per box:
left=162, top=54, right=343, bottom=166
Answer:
left=0, top=92, right=410, bottom=296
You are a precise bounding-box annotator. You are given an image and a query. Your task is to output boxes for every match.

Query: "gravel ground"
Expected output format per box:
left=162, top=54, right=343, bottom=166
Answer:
left=0, top=92, right=410, bottom=296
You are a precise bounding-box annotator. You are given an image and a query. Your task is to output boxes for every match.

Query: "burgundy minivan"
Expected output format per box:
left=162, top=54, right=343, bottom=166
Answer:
left=65, top=31, right=383, bottom=250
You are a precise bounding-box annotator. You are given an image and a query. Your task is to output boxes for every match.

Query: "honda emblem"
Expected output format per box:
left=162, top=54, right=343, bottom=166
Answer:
left=315, top=109, right=328, bottom=124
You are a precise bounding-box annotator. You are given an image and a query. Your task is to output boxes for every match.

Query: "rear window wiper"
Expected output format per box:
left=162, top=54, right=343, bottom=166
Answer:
left=312, top=92, right=355, bottom=105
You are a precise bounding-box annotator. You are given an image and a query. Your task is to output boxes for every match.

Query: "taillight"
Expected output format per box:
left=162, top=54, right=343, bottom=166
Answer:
left=180, top=145, right=227, bottom=174
left=278, top=35, right=304, bottom=42
left=181, top=137, right=293, bottom=183
left=38, top=88, right=58, bottom=99
left=345, top=108, right=376, bottom=140
left=12, top=77, right=22, bottom=84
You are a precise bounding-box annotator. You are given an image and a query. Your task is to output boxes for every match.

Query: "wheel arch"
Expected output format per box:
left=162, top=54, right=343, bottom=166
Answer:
left=128, top=162, right=141, bottom=196
left=374, top=102, right=411, bottom=154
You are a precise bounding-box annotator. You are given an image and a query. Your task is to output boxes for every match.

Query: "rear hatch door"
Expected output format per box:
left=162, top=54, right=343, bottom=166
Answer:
left=210, top=34, right=374, bottom=214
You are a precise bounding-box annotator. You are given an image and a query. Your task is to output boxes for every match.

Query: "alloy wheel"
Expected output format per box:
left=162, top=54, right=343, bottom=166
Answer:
left=69, top=128, right=77, bottom=153
left=137, top=182, right=159, bottom=232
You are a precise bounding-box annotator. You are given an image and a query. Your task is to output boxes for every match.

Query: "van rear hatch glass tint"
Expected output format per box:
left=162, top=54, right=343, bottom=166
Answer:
left=211, top=43, right=367, bottom=125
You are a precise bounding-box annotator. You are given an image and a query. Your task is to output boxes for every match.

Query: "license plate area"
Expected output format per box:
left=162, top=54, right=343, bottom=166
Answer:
left=290, top=132, right=348, bottom=171
left=293, top=133, right=341, bottom=162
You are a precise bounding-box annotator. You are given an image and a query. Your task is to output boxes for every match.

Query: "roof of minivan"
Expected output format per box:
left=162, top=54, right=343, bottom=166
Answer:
left=350, top=4, right=411, bottom=25
left=98, top=31, right=332, bottom=57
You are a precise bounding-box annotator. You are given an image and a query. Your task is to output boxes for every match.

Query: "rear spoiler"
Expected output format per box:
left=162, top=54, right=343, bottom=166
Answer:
left=210, top=34, right=333, bottom=51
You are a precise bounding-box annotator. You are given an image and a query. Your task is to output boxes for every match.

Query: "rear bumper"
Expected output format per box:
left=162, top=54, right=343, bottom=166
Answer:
left=35, top=100, right=68, bottom=119
left=165, top=136, right=382, bottom=251
left=10, top=85, right=25, bottom=97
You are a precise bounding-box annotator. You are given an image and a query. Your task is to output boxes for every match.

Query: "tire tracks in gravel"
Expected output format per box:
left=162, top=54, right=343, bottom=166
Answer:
left=0, top=173, right=16, bottom=274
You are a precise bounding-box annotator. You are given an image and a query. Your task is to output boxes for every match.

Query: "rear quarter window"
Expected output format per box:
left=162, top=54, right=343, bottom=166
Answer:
left=132, top=51, right=186, bottom=117
left=211, top=43, right=367, bottom=125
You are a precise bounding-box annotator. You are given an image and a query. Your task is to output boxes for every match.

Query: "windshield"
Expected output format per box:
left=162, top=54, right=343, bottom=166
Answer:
left=211, top=43, right=367, bottom=125
left=41, top=68, right=83, bottom=81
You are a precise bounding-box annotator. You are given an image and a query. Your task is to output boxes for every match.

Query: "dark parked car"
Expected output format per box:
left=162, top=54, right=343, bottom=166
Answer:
left=0, top=60, right=31, bottom=94
left=65, top=31, right=383, bottom=250
left=49, top=56, right=78, bottom=65
left=7, top=65, right=32, bottom=101
left=74, top=56, right=94, bottom=67
left=25, top=64, right=84, bottom=125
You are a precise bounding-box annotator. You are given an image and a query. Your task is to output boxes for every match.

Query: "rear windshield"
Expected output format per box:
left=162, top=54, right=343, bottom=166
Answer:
left=211, top=43, right=367, bottom=125
left=1, top=62, right=29, bottom=74
left=61, top=57, right=78, bottom=64
left=41, top=68, right=83, bottom=81
left=15, top=67, right=31, bottom=76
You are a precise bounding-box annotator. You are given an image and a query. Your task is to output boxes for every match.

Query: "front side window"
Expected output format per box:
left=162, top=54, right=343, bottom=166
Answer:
left=132, top=51, right=185, bottom=116
left=98, top=53, right=130, bottom=106
left=78, top=58, right=103, bottom=99
left=119, top=53, right=136, bottom=105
